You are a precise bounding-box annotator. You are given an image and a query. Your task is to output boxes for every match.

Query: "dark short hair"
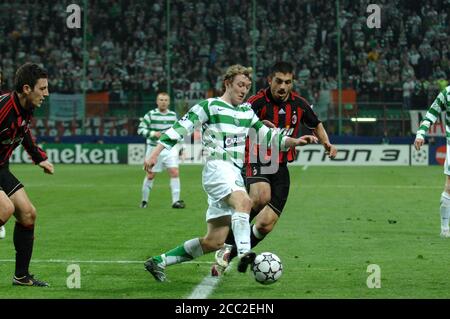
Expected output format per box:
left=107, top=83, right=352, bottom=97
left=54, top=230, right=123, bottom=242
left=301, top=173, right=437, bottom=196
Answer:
left=269, top=61, right=294, bottom=77
left=14, top=63, right=48, bottom=93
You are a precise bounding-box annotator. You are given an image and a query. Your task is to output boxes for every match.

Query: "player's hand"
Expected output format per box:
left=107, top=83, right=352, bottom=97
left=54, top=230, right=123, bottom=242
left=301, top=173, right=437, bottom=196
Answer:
left=414, top=137, right=424, bottom=151
left=262, top=120, right=276, bottom=128
left=153, top=132, right=162, bottom=138
left=39, top=160, right=54, bottom=174
left=324, top=142, right=337, bottom=159
left=144, top=155, right=157, bottom=173
left=296, top=135, right=318, bottom=146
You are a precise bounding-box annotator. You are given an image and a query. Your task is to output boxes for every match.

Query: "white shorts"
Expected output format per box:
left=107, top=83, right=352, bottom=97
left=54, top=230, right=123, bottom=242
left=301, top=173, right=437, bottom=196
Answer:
left=445, top=141, right=450, bottom=175
left=202, top=160, right=247, bottom=221
left=146, top=144, right=179, bottom=173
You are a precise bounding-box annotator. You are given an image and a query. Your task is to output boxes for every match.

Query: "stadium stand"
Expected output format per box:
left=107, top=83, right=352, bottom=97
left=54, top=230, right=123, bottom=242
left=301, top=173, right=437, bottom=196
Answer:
left=0, top=0, right=449, bottom=137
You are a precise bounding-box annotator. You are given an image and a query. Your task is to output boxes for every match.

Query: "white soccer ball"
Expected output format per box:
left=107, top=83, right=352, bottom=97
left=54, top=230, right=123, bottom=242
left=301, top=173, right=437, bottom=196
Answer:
left=252, top=252, right=283, bottom=285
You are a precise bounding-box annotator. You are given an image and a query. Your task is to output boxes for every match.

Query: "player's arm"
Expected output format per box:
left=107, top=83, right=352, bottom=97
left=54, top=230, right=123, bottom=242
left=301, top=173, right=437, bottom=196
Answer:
left=300, top=101, right=337, bottom=159
left=21, top=129, right=54, bottom=174
left=250, top=115, right=317, bottom=152
left=145, top=101, right=210, bottom=172
left=283, top=135, right=318, bottom=147
left=138, top=113, right=161, bottom=140
left=415, top=90, right=447, bottom=150
left=313, top=123, right=337, bottom=159
left=144, top=143, right=165, bottom=172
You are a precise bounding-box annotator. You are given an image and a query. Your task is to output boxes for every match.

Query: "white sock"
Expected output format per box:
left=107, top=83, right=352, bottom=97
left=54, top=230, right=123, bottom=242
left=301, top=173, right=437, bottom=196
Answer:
left=232, top=212, right=251, bottom=257
left=184, top=238, right=204, bottom=258
left=252, top=224, right=265, bottom=239
left=170, top=177, right=181, bottom=203
left=160, top=238, right=203, bottom=267
left=142, top=177, right=154, bottom=202
left=440, top=192, right=450, bottom=231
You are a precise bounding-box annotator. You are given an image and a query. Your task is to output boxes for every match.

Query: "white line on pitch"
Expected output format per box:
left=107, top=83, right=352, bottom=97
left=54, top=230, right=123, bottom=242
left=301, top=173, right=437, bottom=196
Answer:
left=0, top=259, right=214, bottom=265
left=187, top=261, right=234, bottom=299
left=302, top=165, right=309, bottom=171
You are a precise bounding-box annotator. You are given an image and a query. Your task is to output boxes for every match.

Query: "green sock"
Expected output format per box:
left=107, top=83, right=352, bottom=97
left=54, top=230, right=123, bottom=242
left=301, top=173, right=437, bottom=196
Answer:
left=158, top=245, right=193, bottom=267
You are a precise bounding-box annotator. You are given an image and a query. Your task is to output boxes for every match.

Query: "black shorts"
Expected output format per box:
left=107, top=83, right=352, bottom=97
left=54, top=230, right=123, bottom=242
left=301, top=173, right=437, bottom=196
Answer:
left=0, top=164, right=24, bottom=196
left=244, top=163, right=290, bottom=216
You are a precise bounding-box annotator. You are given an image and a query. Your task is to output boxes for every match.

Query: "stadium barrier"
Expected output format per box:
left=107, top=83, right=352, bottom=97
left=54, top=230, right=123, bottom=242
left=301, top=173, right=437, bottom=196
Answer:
left=10, top=143, right=430, bottom=166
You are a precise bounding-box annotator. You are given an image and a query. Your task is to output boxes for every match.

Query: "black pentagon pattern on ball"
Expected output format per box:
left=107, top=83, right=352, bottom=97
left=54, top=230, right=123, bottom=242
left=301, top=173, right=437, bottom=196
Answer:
left=252, top=252, right=283, bottom=285
left=262, top=253, right=273, bottom=262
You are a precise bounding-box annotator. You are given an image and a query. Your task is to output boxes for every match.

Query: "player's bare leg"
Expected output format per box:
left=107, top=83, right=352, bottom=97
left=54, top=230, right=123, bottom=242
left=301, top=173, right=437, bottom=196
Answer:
left=212, top=182, right=269, bottom=275
left=249, top=181, right=271, bottom=213
left=145, top=216, right=230, bottom=282
left=10, top=188, right=48, bottom=287
left=0, top=191, right=15, bottom=239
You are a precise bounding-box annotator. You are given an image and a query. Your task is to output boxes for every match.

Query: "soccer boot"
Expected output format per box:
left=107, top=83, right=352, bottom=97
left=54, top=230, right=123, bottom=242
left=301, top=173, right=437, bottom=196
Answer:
left=0, top=225, right=5, bottom=239
left=140, top=201, right=148, bottom=208
left=172, top=200, right=186, bottom=209
left=440, top=229, right=450, bottom=238
left=144, top=257, right=167, bottom=282
left=237, top=251, right=256, bottom=273
left=13, top=274, right=49, bottom=287
left=211, top=244, right=232, bottom=277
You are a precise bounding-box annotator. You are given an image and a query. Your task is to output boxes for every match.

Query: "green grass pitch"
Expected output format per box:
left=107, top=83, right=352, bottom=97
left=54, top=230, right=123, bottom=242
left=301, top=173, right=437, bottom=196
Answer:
left=0, top=164, right=448, bottom=298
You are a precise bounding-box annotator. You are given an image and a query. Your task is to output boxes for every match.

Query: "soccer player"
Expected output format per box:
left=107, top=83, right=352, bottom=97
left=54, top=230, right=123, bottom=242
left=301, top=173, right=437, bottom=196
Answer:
left=415, top=85, right=450, bottom=238
left=137, top=92, right=185, bottom=209
left=0, top=63, right=54, bottom=286
left=212, top=61, right=338, bottom=275
left=143, top=64, right=318, bottom=282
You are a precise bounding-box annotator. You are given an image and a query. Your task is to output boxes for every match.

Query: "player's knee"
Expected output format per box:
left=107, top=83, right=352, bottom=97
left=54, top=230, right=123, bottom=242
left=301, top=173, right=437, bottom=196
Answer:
left=147, top=172, right=156, bottom=180
left=240, top=197, right=253, bottom=212
left=444, top=186, right=450, bottom=195
left=253, top=193, right=270, bottom=210
left=0, top=201, right=15, bottom=221
left=442, top=192, right=450, bottom=207
left=201, top=237, right=224, bottom=253
left=168, top=168, right=179, bottom=178
left=21, top=205, right=37, bottom=225
left=256, top=222, right=274, bottom=235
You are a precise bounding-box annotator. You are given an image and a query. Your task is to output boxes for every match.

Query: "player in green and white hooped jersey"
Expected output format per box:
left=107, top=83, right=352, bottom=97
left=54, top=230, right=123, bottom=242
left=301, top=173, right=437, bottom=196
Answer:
left=415, top=85, right=450, bottom=238
left=137, top=92, right=185, bottom=209
left=142, top=65, right=318, bottom=282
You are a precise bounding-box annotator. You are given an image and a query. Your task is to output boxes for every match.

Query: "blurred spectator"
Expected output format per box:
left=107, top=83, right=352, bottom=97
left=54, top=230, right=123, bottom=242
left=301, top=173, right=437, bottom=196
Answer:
left=402, top=76, right=415, bottom=110
left=0, top=0, right=447, bottom=110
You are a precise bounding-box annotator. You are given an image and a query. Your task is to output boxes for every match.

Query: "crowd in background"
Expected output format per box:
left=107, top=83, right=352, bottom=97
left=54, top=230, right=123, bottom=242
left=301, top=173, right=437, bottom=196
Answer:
left=1, top=0, right=449, bottom=110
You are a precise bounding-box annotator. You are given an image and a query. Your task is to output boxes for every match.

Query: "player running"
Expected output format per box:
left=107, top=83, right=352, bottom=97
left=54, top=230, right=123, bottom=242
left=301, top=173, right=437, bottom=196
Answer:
left=212, top=61, right=337, bottom=275
left=142, top=64, right=318, bottom=282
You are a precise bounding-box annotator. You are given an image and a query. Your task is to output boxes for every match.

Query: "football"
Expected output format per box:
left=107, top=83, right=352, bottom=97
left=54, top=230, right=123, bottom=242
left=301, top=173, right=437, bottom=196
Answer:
left=252, top=252, right=283, bottom=285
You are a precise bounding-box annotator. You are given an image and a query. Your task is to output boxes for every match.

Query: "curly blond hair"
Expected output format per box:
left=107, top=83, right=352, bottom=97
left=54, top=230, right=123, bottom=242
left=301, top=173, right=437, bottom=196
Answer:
left=222, top=64, right=253, bottom=92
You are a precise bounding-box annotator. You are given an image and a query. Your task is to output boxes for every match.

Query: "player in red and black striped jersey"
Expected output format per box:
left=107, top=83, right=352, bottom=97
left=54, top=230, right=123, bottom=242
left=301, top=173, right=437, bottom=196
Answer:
left=0, top=63, right=54, bottom=287
left=212, top=62, right=337, bottom=274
